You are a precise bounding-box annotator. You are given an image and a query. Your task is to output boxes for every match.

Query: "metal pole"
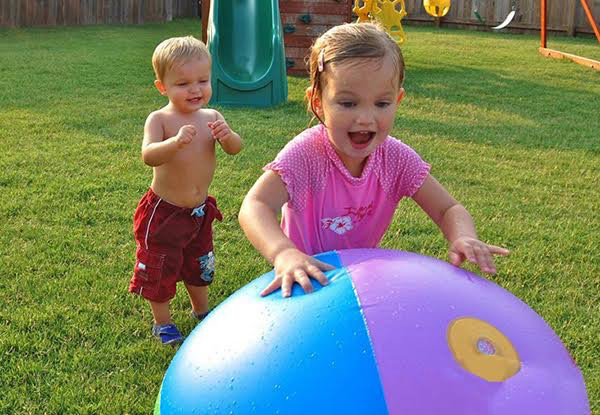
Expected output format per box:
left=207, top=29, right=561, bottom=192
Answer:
left=540, top=0, right=547, bottom=48
left=579, top=0, right=600, bottom=43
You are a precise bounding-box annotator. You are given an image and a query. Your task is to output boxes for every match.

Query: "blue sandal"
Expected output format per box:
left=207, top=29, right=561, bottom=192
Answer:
left=152, top=323, right=184, bottom=345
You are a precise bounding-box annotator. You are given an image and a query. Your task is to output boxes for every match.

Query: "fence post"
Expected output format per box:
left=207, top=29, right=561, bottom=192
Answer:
left=486, top=0, right=495, bottom=27
left=138, top=0, right=144, bottom=24
left=9, top=0, right=19, bottom=27
left=123, top=0, right=129, bottom=24
left=166, top=0, right=173, bottom=21
left=191, top=0, right=198, bottom=18
left=48, top=0, right=57, bottom=25
left=567, top=0, right=577, bottom=36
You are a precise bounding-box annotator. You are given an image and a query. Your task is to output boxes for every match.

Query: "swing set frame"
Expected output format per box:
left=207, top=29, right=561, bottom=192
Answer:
left=539, top=0, right=600, bottom=70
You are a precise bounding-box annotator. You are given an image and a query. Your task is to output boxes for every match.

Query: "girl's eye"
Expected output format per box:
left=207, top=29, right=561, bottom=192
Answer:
left=376, top=101, right=391, bottom=108
left=339, top=101, right=355, bottom=108
left=176, top=83, right=187, bottom=86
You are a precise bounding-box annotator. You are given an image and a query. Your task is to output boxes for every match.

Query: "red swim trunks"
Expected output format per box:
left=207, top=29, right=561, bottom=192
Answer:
left=129, top=188, right=223, bottom=303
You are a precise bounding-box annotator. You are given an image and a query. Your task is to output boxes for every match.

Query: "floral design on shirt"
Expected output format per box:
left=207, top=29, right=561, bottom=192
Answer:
left=342, top=202, right=375, bottom=222
left=321, top=202, right=375, bottom=235
left=197, top=251, right=215, bottom=282
left=321, top=216, right=353, bottom=234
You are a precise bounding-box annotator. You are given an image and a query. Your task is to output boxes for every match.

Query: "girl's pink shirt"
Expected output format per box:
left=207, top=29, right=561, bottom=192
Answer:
left=264, top=124, right=430, bottom=255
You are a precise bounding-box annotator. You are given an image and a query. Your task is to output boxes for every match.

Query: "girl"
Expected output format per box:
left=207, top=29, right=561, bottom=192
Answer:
left=239, top=23, right=509, bottom=298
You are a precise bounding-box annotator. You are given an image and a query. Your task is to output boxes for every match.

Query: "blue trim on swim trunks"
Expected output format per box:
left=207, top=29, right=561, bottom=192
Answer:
left=198, top=251, right=215, bottom=282
left=191, top=205, right=205, bottom=217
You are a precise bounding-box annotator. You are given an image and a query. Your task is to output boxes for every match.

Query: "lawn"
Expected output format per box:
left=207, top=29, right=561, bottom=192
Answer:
left=0, top=18, right=599, bottom=414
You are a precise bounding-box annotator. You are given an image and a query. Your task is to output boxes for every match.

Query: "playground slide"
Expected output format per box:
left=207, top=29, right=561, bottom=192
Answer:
left=207, top=0, right=288, bottom=107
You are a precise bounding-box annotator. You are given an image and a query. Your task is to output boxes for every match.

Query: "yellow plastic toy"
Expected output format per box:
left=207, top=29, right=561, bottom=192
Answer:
left=353, top=0, right=407, bottom=45
left=423, top=0, right=451, bottom=17
left=353, top=0, right=374, bottom=23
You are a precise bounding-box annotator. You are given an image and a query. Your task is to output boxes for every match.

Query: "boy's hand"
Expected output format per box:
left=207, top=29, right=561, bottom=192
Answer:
left=176, top=125, right=196, bottom=147
left=208, top=120, right=234, bottom=143
left=448, top=236, right=510, bottom=275
left=261, top=248, right=334, bottom=298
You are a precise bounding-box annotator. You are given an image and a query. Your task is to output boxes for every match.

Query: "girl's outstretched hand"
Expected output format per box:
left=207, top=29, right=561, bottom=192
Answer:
left=449, top=236, right=510, bottom=275
left=261, top=248, right=334, bottom=298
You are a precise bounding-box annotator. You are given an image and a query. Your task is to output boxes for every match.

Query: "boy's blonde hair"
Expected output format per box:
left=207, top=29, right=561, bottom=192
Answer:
left=152, top=36, right=210, bottom=81
left=306, top=23, right=405, bottom=120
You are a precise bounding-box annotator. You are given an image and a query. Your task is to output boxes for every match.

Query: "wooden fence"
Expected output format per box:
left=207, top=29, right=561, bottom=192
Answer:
left=403, top=0, right=600, bottom=36
left=0, top=0, right=198, bottom=27
left=1, top=0, right=599, bottom=36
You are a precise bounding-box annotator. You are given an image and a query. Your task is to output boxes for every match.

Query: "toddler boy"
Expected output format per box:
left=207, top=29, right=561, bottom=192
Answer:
left=129, top=36, right=242, bottom=345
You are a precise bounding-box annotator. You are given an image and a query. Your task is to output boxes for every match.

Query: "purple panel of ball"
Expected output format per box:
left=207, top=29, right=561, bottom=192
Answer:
left=157, top=251, right=389, bottom=415
left=337, top=249, right=589, bottom=415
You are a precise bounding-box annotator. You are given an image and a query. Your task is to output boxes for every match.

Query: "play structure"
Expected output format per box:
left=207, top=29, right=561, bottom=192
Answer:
left=199, top=0, right=598, bottom=106
left=279, top=0, right=353, bottom=75
left=205, top=0, right=288, bottom=107
left=153, top=249, right=589, bottom=415
left=354, top=0, right=521, bottom=43
left=353, top=0, right=452, bottom=45
left=200, top=0, right=525, bottom=80
left=201, top=0, right=355, bottom=79
left=354, top=0, right=409, bottom=44
left=473, top=0, right=518, bottom=29
left=539, top=0, right=600, bottom=71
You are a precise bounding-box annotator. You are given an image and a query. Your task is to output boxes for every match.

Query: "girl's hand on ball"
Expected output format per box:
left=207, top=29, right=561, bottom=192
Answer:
left=449, top=237, right=510, bottom=275
left=261, top=248, right=334, bottom=298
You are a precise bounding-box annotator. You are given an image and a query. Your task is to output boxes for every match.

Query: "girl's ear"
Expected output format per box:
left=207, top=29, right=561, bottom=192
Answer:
left=396, top=87, right=405, bottom=104
left=307, top=88, right=323, bottom=116
left=154, top=79, right=167, bottom=96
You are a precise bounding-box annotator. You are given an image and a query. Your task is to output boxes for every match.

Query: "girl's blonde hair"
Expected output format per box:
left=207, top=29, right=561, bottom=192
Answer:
left=306, top=23, right=405, bottom=122
left=152, top=36, right=210, bottom=81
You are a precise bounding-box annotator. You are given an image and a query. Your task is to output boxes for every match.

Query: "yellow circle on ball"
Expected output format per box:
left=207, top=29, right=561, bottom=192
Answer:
left=447, top=317, right=521, bottom=382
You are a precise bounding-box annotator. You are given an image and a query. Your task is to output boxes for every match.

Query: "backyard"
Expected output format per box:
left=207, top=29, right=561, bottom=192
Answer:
left=0, top=17, right=599, bottom=414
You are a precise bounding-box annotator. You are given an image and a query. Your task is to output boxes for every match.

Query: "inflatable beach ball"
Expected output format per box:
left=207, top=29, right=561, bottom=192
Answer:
left=154, top=249, right=589, bottom=415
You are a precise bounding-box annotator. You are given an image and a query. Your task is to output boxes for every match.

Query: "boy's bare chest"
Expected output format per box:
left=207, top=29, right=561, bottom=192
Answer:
left=163, top=117, right=216, bottom=166
left=166, top=119, right=214, bottom=150
left=174, top=135, right=215, bottom=167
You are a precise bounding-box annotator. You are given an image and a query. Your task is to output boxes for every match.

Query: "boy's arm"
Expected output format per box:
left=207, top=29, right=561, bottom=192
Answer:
left=412, top=174, right=509, bottom=274
left=141, top=112, right=195, bottom=166
left=208, top=111, right=242, bottom=155
left=239, top=171, right=332, bottom=297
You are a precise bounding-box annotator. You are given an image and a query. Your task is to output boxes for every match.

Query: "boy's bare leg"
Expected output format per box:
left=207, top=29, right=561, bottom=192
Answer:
left=149, top=300, right=172, bottom=325
left=184, top=283, right=209, bottom=315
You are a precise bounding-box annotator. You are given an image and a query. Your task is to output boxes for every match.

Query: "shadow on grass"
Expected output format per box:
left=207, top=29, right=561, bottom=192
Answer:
left=403, top=63, right=600, bottom=153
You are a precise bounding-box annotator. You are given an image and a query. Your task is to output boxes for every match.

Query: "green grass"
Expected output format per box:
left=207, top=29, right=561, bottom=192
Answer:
left=1, top=18, right=599, bottom=414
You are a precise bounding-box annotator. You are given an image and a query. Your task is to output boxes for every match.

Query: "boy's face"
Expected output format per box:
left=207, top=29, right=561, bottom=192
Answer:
left=313, top=55, right=404, bottom=175
left=154, top=56, right=212, bottom=113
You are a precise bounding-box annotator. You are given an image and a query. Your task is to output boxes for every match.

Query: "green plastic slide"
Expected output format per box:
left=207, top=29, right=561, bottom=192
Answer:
left=207, top=0, right=288, bottom=107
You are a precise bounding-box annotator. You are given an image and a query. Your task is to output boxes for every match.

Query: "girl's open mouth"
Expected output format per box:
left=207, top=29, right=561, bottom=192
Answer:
left=349, top=131, right=375, bottom=149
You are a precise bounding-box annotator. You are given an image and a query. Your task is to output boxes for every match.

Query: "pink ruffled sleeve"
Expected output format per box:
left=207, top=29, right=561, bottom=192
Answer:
left=382, top=138, right=431, bottom=201
left=263, top=127, right=324, bottom=211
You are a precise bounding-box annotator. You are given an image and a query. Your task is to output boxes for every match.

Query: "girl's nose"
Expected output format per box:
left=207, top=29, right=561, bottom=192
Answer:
left=356, top=108, right=375, bottom=125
